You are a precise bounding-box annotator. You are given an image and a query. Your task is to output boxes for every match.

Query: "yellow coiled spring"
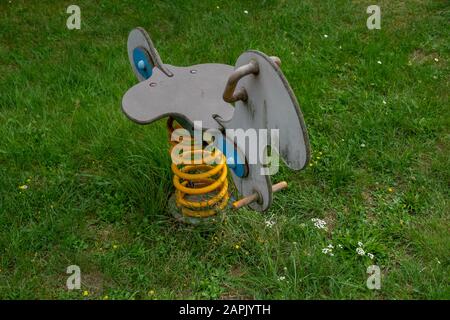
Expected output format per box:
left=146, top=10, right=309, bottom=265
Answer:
left=167, top=118, right=229, bottom=218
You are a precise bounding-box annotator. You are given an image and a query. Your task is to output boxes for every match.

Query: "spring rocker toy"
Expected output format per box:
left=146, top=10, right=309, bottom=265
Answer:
left=122, top=28, right=310, bottom=223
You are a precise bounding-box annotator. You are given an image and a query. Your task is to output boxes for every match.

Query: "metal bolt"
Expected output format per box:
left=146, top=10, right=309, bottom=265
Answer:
left=137, top=60, right=146, bottom=70
left=149, top=82, right=157, bottom=87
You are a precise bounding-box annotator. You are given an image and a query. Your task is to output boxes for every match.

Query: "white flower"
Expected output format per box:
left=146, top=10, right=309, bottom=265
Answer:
left=311, top=218, right=327, bottom=230
left=322, top=248, right=334, bottom=256
left=244, top=10, right=248, bottom=14
left=278, top=276, right=286, bottom=281
left=356, top=247, right=365, bottom=256
left=327, top=244, right=334, bottom=249
left=337, top=244, right=343, bottom=249
left=360, top=143, right=366, bottom=148
left=367, top=253, right=375, bottom=259
left=377, top=60, right=382, bottom=64
left=216, top=6, right=220, bottom=9
left=358, top=241, right=363, bottom=247
left=324, top=34, right=328, bottom=38
left=382, top=100, right=387, bottom=105
left=265, top=219, right=276, bottom=228
left=434, top=58, right=439, bottom=62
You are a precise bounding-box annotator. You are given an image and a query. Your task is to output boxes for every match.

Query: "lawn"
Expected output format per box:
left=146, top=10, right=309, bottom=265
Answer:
left=0, top=0, right=448, bottom=299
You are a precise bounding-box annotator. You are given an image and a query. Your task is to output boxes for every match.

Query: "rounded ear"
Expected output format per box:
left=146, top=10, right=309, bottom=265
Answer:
left=218, top=50, right=311, bottom=171
left=127, top=27, right=173, bottom=81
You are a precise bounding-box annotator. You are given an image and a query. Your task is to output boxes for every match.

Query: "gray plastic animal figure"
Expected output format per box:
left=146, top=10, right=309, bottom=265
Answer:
left=122, top=27, right=310, bottom=219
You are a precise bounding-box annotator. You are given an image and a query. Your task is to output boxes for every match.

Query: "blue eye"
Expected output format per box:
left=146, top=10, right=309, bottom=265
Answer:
left=132, top=47, right=153, bottom=79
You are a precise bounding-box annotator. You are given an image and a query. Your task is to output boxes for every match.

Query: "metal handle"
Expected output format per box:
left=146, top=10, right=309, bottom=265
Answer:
left=232, top=181, right=288, bottom=209
left=223, top=60, right=259, bottom=103
left=222, top=56, right=281, bottom=103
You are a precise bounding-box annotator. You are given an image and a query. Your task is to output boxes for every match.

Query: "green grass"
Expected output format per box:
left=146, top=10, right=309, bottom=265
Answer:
left=0, top=0, right=449, bottom=299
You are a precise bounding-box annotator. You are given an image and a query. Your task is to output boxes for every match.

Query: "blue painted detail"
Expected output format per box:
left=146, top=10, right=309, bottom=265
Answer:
left=133, top=47, right=153, bottom=79
left=217, top=137, right=246, bottom=178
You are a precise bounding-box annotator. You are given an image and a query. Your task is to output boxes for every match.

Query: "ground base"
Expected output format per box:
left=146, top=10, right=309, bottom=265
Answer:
left=167, top=193, right=233, bottom=225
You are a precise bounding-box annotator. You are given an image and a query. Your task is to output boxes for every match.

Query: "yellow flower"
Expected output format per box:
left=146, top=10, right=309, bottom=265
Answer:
left=82, top=290, right=89, bottom=296
left=113, top=245, right=118, bottom=249
left=18, top=185, right=28, bottom=190
left=388, top=187, right=394, bottom=193
left=103, top=295, right=109, bottom=300
left=234, top=244, right=240, bottom=250
left=148, top=290, right=155, bottom=295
